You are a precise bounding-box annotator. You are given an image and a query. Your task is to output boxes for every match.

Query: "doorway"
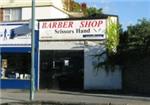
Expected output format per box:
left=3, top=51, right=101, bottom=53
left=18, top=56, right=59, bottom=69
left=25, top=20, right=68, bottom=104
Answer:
left=40, top=50, right=84, bottom=90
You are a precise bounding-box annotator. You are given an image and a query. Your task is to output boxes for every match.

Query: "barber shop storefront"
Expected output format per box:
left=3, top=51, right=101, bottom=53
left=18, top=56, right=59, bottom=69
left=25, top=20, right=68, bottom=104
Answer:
left=38, top=19, right=106, bottom=90
left=39, top=17, right=122, bottom=90
left=0, top=22, right=39, bottom=89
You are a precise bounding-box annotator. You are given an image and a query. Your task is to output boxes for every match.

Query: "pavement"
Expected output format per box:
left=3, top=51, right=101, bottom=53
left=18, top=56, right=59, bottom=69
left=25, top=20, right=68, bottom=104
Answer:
left=1, top=89, right=150, bottom=105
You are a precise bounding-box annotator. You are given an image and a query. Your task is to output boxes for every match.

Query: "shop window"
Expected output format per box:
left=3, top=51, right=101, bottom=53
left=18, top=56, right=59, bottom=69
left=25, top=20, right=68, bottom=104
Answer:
left=0, top=53, right=31, bottom=80
left=3, top=8, right=22, bottom=21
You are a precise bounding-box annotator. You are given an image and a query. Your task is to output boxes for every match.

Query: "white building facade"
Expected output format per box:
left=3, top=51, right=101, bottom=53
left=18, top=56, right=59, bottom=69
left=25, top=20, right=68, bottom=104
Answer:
left=0, top=0, right=122, bottom=90
left=0, top=0, right=76, bottom=21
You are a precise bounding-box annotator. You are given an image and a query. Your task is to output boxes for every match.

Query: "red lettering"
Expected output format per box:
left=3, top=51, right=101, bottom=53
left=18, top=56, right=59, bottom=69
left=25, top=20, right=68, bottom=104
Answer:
left=41, top=20, right=104, bottom=29
left=84, top=21, right=88, bottom=27
left=48, top=22, right=52, bottom=28
left=97, top=21, right=103, bottom=27
left=41, top=21, right=74, bottom=29
left=42, top=22, right=47, bottom=28
left=58, top=22, right=63, bottom=28
left=80, top=21, right=84, bottom=28
left=68, top=22, right=73, bottom=28
left=63, top=22, right=68, bottom=28
left=91, top=21, right=97, bottom=27
left=80, top=20, right=103, bottom=28
left=52, top=22, right=57, bottom=28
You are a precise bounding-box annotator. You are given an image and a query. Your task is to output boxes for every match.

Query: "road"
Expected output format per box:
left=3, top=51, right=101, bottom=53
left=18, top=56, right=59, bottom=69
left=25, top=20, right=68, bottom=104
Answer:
left=1, top=90, right=150, bottom=105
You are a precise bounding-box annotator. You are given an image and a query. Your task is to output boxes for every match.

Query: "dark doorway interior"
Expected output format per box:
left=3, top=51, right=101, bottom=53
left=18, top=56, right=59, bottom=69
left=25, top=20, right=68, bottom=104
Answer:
left=40, top=50, right=84, bottom=90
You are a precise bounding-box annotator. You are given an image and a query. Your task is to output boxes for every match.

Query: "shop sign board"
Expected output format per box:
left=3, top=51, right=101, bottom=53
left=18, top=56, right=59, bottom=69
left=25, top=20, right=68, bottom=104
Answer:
left=0, top=23, right=31, bottom=47
left=39, top=19, right=106, bottom=40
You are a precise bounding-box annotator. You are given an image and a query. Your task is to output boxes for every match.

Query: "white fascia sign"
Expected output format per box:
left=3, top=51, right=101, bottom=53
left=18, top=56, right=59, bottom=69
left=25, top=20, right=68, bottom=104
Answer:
left=39, top=19, right=106, bottom=40
left=0, top=23, right=31, bottom=47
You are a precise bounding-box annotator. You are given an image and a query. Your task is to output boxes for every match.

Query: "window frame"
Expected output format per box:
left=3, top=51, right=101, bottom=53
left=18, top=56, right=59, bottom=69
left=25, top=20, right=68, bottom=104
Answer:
left=3, top=8, right=22, bottom=21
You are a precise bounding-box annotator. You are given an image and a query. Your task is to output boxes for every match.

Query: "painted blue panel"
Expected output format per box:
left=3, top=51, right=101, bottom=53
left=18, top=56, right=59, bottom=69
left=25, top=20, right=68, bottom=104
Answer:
left=0, top=79, right=30, bottom=89
left=1, top=47, right=31, bottom=53
left=34, top=30, right=39, bottom=89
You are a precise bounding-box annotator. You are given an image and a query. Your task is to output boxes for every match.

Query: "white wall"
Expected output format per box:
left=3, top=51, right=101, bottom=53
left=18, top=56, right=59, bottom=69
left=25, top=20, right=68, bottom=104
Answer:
left=22, top=6, right=69, bottom=20
left=84, top=44, right=122, bottom=90
left=51, top=0, right=64, bottom=10
left=49, top=6, right=69, bottom=19
left=39, top=41, right=84, bottom=50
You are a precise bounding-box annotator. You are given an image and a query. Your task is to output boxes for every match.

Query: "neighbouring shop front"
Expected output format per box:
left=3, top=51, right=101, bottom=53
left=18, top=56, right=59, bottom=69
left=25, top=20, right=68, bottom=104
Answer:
left=0, top=21, right=39, bottom=89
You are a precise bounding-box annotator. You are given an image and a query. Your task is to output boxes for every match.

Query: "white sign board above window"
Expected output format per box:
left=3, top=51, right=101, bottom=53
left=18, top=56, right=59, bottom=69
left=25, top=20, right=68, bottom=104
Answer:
left=39, top=19, right=106, bottom=40
left=0, top=23, right=31, bottom=47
